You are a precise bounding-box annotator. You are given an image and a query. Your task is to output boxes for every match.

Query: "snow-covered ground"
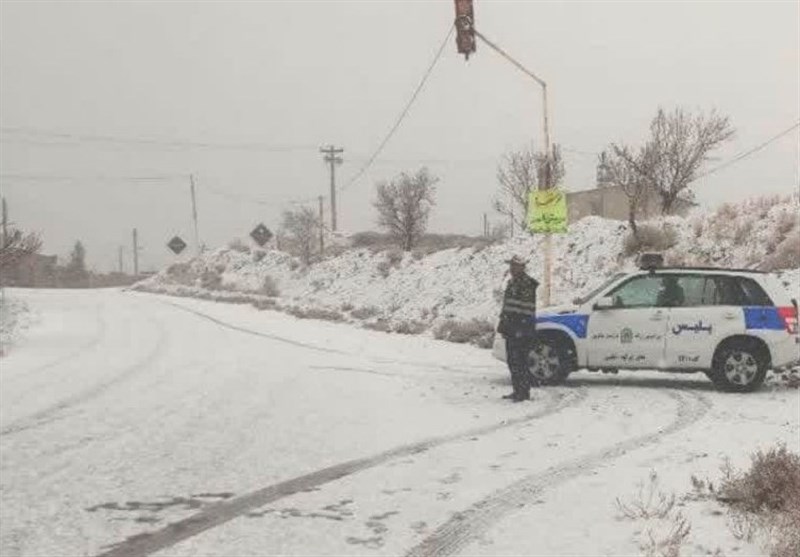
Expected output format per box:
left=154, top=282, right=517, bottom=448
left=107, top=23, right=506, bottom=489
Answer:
left=1, top=289, right=797, bottom=556
left=0, top=290, right=36, bottom=357
left=133, top=197, right=800, bottom=341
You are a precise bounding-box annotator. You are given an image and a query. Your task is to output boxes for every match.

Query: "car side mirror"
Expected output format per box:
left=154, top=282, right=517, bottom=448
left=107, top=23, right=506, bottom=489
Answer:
left=594, top=296, right=614, bottom=310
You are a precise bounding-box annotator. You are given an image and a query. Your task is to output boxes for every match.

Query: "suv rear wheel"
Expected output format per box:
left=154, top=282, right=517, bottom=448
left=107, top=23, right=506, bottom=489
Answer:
left=710, top=342, right=768, bottom=392
left=528, top=337, right=571, bottom=386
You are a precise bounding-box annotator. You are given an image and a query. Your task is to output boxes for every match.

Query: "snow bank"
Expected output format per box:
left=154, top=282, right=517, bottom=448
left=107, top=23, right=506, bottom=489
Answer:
left=0, top=291, right=33, bottom=357
left=133, top=197, right=800, bottom=344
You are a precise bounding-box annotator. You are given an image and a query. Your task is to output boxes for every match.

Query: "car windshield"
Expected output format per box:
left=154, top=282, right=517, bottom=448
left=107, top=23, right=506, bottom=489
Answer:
left=574, top=273, right=627, bottom=305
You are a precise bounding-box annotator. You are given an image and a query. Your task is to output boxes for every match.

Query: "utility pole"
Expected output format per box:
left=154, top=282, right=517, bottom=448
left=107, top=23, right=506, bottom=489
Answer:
left=189, top=174, right=201, bottom=255
left=320, top=145, right=344, bottom=232
left=118, top=246, right=124, bottom=274
left=483, top=213, right=489, bottom=237
left=318, top=196, right=325, bottom=256
left=132, top=228, right=139, bottom=276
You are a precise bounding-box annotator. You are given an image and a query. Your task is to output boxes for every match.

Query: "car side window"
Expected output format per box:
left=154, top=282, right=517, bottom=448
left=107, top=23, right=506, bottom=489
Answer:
left=607, top=276, right=662, bottom=308
left=738, top=277, right=773, bottom=306
left=715, top=276, right=748, bottom=306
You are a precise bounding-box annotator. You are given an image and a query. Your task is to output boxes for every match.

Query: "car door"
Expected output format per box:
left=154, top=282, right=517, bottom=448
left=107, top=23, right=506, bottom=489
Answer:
left=665, top=274, right=745, bottom=369
left=586, top=274, right=669, bottom=369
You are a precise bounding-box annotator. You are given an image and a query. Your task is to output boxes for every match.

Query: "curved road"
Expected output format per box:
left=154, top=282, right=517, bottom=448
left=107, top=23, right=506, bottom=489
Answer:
left=1, top=289, right=797, bottom=557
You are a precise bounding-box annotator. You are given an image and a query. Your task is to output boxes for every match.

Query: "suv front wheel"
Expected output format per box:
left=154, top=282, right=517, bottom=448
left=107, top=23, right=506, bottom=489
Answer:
left=710, top=342, right=768, bottom=392
left=528, top=337, right=571, bottom=386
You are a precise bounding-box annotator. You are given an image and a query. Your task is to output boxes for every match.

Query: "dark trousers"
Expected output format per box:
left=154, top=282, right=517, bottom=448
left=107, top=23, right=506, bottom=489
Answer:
left=506, top=336, right=533, bottom=395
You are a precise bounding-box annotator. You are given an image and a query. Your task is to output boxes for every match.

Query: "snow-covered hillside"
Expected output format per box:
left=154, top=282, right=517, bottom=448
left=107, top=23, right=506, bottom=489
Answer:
left=134, top=196, right=800, bottom=344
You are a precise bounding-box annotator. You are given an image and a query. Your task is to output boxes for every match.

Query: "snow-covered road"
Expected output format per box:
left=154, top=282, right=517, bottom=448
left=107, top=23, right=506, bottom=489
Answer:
left=1, top=289, right=798, bottom=556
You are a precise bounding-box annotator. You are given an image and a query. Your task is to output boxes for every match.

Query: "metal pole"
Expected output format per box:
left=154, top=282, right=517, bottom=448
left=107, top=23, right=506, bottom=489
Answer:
left=318, top=196, right=325, bottom=256
left=118, top=246, right=123, bottom=274
left=1, top=197, right=7, bottom=248
left=132, top=228, right=139, bottom=276
left=474, top=28, right=554, bottom=306
left=190, top=174, right=200, bottom=255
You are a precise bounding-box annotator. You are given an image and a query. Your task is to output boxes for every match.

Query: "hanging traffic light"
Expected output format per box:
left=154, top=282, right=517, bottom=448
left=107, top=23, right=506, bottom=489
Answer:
left=454, top=0, right=476, bottom=59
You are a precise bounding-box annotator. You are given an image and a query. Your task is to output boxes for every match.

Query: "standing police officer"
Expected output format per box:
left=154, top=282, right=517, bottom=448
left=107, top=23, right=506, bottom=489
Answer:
left=497, top=255, right=539, bottom=402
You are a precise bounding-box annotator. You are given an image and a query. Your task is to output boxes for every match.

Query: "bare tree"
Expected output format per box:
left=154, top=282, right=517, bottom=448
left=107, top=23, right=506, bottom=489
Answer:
left=616, top=107, right=734, bottom=214
left=0, top=228, right=42, bottom=272
left=600, top=147, right=655, bottom=238
left=281, top=206, right=320, bottom=265
left=493, top=145, right=565, bottom=231
left=374, top=168, right=437, bottom=251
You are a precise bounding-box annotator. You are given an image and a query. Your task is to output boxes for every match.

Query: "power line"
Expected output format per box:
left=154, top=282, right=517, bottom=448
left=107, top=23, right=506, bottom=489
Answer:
left=338, top=23, right=455, bottom=194
left=0, top=173, right=187, bottom=183
left=697, top=121, right=800, bottom=180
left=0, top=126, right=318, bottom=152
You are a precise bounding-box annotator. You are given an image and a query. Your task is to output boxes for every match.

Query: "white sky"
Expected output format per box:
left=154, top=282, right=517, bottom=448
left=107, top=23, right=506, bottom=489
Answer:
left=1, top=0, right=798, bottom=272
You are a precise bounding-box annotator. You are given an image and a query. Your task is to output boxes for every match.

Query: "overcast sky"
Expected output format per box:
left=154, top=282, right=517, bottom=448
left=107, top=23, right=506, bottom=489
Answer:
left=1, top=0, right=798, bottom=272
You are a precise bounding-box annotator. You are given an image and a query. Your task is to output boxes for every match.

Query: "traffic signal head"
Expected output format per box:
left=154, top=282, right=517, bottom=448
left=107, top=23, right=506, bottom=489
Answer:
left=454, top=0, right=476, bottom=59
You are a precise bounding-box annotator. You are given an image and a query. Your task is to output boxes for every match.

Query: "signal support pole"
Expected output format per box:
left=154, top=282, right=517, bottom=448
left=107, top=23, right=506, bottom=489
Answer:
left=320, top=145, right=344, bottom=232
left=471, top=28, right=555, bottom=306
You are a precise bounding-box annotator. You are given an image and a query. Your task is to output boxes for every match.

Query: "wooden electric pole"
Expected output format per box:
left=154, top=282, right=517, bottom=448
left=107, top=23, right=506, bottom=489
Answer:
left=320, top=145, right=344, bottom=231
left=190, top=174, right=201, bottom=255
left=118, top=246, right=124, bottom=274
left=132, top=228, right=139, bottom=276
left=318, top=196, right=325, bottom=256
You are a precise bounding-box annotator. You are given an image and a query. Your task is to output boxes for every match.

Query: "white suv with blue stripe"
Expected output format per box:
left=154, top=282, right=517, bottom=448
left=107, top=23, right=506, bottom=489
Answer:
left=492, top=266, right=800, bottom=392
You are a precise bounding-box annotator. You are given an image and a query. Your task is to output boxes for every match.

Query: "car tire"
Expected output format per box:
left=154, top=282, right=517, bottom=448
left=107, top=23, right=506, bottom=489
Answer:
left=710, top=343, right=768, bottom=393
left=528, top=336, right=571, bottom=386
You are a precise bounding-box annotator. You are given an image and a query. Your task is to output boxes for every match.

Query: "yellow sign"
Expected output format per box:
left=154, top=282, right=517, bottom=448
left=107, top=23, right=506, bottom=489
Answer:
left=528, top=189, right=568, bottom=233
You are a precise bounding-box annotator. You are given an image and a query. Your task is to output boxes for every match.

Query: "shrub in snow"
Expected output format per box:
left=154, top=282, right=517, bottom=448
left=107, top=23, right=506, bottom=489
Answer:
left=393, top=320, right=427, bottom=335
left=252, top=298, right=277, bottom=310
left=762, top=230, right=800, bottom=272
left=434, top=319, right=495, bottom=348
left=260, top=275, right=280, bottom=297
left=227, top=238, right=250, bottom=253
left=199, top=269, right=222, bottom=290
left=623, top=225, right=678, bottom=256
left=363, top=319, right=391, bottom=333
left=718, top=445, right=800, bottom=557
left=286, top=306, right=344, bottom=322
left=350, top=306, right=380, bottom=320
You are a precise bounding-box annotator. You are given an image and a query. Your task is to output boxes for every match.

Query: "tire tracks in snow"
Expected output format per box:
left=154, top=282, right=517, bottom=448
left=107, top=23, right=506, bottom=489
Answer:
left=153, top=297, right=498, bottom=378
left=93, top=388, right=588, bottom=557
left=0, top=315, right=168, bottom=437
left=405, top=390, right=712, bottom=557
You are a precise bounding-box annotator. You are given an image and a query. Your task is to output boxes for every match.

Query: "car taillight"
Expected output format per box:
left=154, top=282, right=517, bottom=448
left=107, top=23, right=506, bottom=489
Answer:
left=778, top=306, right=798, bottom=334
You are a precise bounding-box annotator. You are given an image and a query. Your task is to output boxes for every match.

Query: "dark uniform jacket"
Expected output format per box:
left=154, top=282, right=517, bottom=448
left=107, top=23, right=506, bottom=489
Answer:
left=498, top=273, right=539, bottom=338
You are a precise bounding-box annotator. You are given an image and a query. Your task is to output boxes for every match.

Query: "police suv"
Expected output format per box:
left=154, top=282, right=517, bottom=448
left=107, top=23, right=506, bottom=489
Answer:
left=493, top=257, right=800, bottom=392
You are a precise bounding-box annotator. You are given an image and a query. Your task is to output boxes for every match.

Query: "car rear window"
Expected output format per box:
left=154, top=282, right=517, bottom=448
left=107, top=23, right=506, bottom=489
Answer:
left=737, top=277, right=773, bottom=306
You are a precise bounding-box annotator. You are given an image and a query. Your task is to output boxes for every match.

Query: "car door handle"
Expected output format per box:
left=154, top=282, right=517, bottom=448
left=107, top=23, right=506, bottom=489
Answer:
left=723, top=312, right=738, bottom=320
left=650, top=311, right=664, bottom=321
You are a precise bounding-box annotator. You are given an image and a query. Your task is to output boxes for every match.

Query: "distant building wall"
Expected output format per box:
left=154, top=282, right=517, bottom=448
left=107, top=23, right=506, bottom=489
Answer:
left=566, top=185, right=692, bottom=223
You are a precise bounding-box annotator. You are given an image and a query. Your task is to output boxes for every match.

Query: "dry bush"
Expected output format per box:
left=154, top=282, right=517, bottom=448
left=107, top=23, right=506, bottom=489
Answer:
left=623, top=225, right=679, bottom=256
left=351, top=306, right=380, bottom=320
left=199, top=269, right=222, bottom=290
left=775, top=210, right=798, bottom=238
left=340, top=302, right=355, bottom=312
left=376, top=260, right=391, bottom=279
left=761, top=230, right=800, bottom=272
left=733, top=221, right=754, bottom=245
left=640, top=512, right=692, bottom=557
left=252, top=298, right=277, bottom=310
left=616, top=471, right=677, bottom=521
left=285, top=306, right=345, bottom=322
left=362, top=319, right=391, bottom=333
left=386, top=249, right=404, bottom=267
left=719, top=446, right=800, bottom=514
left=261, top=275, right=280, bottom=297
left=434, top=319, right=495, bottom=348
left=717, top=446, right=800, bottom=557
left=393, top=320, right=428, bottom=335
left=227, top=238, right=250, bottom=253
left=252, top=250, right=266, bottom=263
left=692, top=219, right=704, bottom=239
